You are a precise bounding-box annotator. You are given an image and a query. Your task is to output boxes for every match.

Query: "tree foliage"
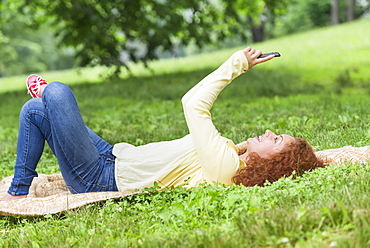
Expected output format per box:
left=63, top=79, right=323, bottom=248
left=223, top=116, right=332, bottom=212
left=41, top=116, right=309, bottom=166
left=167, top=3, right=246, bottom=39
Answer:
left=1, top=0, right=368, bottom=77
left=5, top=0, right=292, bottom=76
left=0, top=0, right=75, bottom=76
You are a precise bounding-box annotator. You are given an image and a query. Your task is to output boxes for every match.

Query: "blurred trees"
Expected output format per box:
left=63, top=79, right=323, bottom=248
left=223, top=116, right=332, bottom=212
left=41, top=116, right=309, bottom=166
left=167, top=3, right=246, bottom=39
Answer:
left=18, top=0, right=293, bottom=77
left=270, top=0, right=369, bottom=37
left=331, top=0, right=366, bottom=24
left=0, top=1, right=75, bottom=77
left=0, top=0, right=369, bottom=77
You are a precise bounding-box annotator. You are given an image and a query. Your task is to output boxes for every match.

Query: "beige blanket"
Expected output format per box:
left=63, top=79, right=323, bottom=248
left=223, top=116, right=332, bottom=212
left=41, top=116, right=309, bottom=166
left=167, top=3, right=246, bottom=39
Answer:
left=314, top=145, right=370, bottom=165
left=0, top=174, right=134, bottom=216
left=1, top=145, right=369, bottom=216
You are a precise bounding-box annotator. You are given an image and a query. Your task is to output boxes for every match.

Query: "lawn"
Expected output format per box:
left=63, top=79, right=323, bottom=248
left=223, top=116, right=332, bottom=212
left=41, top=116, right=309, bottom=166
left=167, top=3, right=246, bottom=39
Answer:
left=0, top=18, right=369, bottom=247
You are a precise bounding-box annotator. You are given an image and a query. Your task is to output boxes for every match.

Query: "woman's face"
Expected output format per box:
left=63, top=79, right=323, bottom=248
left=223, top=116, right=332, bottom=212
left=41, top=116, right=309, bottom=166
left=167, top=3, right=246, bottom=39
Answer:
left=245, top=130, right=295, bottom=158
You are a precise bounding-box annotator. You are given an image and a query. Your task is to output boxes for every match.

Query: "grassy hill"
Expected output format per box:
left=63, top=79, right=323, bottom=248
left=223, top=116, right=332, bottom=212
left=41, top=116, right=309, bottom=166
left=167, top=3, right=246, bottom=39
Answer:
left=0, top=18, right=370, bottom=247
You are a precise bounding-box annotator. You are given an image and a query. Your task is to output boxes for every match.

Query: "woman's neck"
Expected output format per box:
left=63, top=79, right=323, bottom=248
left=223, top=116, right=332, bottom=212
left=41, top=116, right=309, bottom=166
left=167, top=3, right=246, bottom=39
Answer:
left=239, top=152, right=249, bottom=164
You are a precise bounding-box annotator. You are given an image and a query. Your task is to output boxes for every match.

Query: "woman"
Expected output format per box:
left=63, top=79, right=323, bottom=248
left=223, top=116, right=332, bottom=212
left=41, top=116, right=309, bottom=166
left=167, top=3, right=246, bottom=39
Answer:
left=0, top=47, right=324, bottom=201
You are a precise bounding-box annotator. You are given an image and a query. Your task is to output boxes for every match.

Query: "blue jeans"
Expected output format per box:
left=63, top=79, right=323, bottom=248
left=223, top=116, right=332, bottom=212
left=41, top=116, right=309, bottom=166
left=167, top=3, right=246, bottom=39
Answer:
left=8, top=82, right=118, bottom=195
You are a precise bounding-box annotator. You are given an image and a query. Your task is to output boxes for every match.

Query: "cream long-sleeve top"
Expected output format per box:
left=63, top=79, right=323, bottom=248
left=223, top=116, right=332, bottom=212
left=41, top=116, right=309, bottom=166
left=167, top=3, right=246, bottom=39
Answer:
left=112, top=50, right=248, bottom=192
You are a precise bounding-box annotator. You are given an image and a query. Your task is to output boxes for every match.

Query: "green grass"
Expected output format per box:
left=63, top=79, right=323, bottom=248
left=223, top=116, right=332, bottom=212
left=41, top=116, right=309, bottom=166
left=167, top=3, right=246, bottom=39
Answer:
left=0, top=18, right=370, bottom=247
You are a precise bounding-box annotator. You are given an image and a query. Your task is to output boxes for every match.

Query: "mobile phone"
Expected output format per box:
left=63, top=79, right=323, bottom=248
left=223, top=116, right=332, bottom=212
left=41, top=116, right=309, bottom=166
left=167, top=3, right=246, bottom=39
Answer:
left=258, top=52, right=281, bottom=58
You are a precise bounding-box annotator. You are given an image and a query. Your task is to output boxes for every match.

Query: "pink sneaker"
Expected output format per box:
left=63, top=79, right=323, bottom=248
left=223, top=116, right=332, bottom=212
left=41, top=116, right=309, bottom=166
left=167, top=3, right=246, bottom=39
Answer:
left=26, top=74, right=48, bottom=98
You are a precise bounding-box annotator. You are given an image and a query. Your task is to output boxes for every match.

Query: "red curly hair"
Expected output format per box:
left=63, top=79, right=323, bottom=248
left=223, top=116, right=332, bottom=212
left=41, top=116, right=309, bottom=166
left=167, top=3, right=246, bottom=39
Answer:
left=232, top=137, right=326, bottom=187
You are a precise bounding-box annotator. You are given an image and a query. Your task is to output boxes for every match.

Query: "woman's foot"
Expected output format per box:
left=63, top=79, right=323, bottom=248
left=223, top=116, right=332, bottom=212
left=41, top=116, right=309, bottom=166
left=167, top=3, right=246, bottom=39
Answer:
left=0, top=193, right=27, bottom=201
left=26, top=74, right=48, bottom=98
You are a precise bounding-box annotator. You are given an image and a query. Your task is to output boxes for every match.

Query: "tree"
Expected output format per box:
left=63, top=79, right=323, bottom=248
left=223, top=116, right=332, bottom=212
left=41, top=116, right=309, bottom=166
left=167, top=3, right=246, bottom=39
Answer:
left=331, top=0, right=369, bottom=25
left=0, top=0, right=76, bottom=76
left=272, top=0, right=369, bottom=37
left=6, top=0, right=290, bottom=77
left=346, top=0, right=354, bottom=22
left=9, top=0, right=368, bottom=77
left=331, top=0, right=340, bottom=25
left=229, top=0, right=293, bottom=42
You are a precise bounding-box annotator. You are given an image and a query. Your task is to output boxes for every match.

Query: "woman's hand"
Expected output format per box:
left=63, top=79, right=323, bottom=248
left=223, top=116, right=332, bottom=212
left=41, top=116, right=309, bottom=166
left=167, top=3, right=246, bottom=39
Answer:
left=242, top=47, right=275, bottom=71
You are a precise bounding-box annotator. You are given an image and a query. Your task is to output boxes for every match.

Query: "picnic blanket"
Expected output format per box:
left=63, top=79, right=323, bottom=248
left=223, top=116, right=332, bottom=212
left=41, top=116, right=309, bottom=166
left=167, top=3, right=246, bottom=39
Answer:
left=0, top=173, right=135, bottom=216
left=0, top=145, right=369, bottom=216
left=314, top=145, right=370, bottom=165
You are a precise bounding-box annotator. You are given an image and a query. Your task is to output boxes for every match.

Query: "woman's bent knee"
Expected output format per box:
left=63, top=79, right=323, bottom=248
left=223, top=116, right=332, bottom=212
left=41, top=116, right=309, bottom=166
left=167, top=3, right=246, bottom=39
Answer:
left=42, top=82, right=80, bottom=114
left=42, top=82, right=71, bottom=101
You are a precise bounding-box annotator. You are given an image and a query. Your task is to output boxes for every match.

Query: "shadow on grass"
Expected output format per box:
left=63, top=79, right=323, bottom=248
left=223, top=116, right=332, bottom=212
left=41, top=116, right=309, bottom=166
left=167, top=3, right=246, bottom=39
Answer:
left=2, top=65, right=326, bottom=102
left=62, top=66, right=325, bottom=102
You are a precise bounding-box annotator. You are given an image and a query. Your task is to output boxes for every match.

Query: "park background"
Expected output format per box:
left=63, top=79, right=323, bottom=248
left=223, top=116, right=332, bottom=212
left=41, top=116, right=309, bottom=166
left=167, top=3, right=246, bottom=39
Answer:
left=1, top=0, right=370, bottom=247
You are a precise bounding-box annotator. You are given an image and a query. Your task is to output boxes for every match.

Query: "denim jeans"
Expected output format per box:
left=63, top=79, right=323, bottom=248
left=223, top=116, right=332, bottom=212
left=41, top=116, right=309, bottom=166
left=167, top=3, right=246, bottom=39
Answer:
left=8, top=82, right=118, bottom=195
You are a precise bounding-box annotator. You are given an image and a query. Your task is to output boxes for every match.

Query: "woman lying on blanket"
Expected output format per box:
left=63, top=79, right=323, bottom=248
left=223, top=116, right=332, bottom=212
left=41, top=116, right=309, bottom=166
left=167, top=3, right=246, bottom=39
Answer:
left=0, top=47, right=325, bottom=201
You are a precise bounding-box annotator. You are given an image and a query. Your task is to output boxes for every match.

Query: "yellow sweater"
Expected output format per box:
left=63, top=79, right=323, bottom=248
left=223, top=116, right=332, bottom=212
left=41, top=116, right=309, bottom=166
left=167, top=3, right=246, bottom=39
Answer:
left=113, top=50, right=248, bottom=192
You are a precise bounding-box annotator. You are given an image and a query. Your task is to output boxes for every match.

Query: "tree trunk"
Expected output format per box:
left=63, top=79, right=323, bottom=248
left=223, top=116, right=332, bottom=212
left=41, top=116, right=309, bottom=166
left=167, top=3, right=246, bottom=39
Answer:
left=251, top=25, right=265, bottom=43
left=331, top=0, right=340, bottom=25
left=248, top=16, right=265, bottom=43
left=346, top=0, right=354, bottom=22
